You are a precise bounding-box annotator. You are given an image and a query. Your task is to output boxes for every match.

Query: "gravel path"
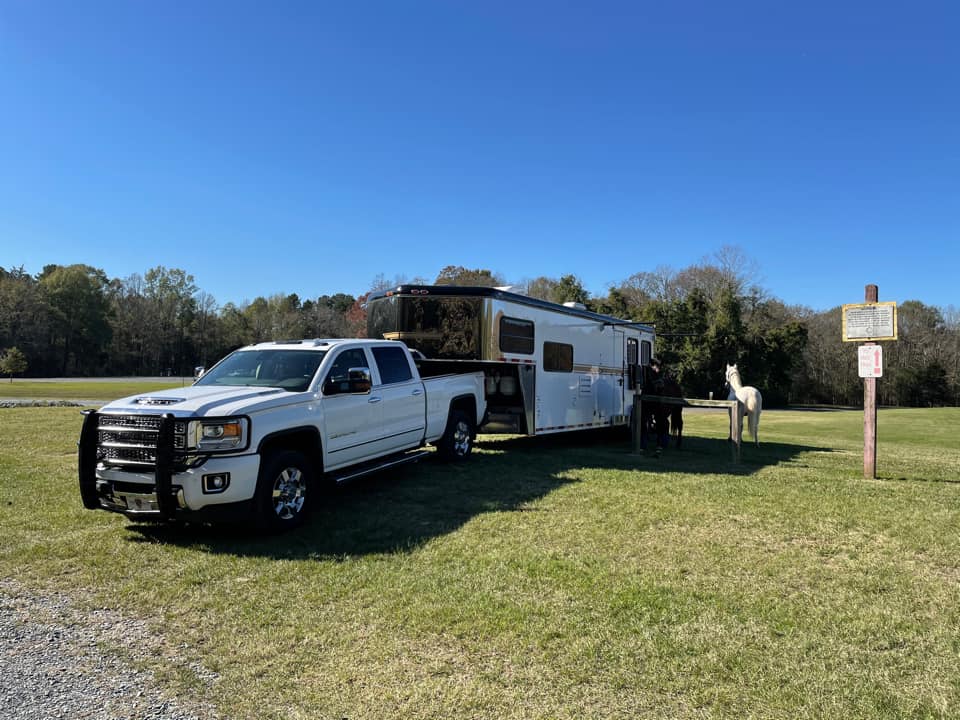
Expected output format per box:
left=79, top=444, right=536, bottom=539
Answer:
left=0, top=581, right=220, bottom=720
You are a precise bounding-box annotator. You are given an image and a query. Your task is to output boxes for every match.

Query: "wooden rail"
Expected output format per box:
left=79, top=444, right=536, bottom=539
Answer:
left=632, top=394, right=741, bottom=462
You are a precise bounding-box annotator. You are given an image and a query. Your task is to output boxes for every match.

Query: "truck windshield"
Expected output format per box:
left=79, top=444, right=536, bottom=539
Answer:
left=195, top=349, right=328, bottom=392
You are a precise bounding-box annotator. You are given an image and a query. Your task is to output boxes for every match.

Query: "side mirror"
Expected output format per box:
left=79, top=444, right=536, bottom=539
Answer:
left=194, top=366, right=206, bottom=380
left=323, top=367, right=372, bottom=396
left=347, top=368, right=372, bottom=394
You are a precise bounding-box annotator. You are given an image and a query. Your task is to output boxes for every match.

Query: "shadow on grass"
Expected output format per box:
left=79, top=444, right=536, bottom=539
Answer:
left=127, top=449, right=578, bottom=560
left=879, top=473, right=960, bottom=484
left=479, top=429, right=832, bottom=476
left=128, top=429, right=830, bottom=559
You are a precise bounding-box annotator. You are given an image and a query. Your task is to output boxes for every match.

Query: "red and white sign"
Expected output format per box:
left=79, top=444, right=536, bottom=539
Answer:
left=858, top=345, right=883, bottom=378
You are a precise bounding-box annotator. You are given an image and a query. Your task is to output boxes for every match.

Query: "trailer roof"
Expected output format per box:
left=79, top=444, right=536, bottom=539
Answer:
left=366, top=285, right=654, bottom=331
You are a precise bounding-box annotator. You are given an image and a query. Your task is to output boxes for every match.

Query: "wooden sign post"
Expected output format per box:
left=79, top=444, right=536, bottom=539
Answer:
left=862, top=285, right=879, bottom=479
left=842, top=285, right=897, bottom=480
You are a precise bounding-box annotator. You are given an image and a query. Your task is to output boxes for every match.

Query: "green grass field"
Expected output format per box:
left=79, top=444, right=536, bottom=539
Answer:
left=0, top=379, right=187, bottom=400
left=2, top=405, right=959, bottom=719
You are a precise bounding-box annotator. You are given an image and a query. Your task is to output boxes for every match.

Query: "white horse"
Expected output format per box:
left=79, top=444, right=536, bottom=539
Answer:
left=726, top=363, right=762, bottom=446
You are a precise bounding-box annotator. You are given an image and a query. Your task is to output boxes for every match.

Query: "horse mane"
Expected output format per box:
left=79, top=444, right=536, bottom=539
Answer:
left=726, top=363, right=743, bottom=386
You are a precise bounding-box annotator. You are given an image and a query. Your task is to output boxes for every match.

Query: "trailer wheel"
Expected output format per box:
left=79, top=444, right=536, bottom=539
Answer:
left=436, top=410, right=474, bottom=461
left=254, top=449, right=313, bottom=531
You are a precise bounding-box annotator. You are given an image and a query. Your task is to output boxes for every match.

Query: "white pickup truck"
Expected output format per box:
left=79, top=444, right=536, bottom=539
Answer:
left=78, top=339, right=486, bottom=530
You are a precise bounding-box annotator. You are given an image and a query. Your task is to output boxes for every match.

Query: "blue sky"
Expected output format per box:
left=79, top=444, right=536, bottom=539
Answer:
left=1, top=1, right=957, bottom=311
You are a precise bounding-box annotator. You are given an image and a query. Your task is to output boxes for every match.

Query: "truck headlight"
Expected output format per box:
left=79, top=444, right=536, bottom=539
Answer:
left=188, top=418, right=249, bottom=452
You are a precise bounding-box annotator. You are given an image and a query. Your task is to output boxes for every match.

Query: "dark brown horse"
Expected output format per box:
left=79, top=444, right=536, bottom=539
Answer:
left=639, top=363, right=684, bottom=452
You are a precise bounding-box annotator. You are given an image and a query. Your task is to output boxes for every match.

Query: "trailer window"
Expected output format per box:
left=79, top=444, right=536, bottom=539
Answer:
left=367, top=295, right=482, bottom=360
left=366, top=296, right=397, bottom=340
left=500, top=317, right=534, bottom=354
left=641, top=340, right=653, bottom=366
left=627, top=338, right=639, bottom=390
left=543, top=342, right=573, bottom=372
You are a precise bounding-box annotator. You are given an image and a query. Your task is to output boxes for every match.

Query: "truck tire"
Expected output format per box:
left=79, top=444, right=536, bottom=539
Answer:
left=254, top=449, right=313, bottom=531
left=436, top=409, right=474, bottom=461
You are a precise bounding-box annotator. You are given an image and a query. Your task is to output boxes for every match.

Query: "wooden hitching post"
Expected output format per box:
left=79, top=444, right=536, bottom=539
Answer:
left=729, top=403, right=741, bottom=463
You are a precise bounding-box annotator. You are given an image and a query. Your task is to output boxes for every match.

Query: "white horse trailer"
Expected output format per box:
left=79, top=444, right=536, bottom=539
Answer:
left=366, top=285, right=655, bottom=436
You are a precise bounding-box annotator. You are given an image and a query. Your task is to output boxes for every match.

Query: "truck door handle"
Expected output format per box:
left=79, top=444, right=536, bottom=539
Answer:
left=368, top=396, right=382, bottom=404
left=411, top=389, right=423, bottom=396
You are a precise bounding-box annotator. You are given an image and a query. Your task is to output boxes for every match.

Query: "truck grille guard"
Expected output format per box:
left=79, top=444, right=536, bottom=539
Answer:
left=78, top=410, right=191, bottom=519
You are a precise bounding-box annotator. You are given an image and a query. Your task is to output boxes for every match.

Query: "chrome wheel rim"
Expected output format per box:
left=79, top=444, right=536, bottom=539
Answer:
left=272, top=467, right=306, bottom=520
left=452, top=420, right=471, bottom=456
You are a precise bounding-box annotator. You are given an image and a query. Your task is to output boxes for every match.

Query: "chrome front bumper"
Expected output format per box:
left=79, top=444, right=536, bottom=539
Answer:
left=95, top=480, right=187, bottom=517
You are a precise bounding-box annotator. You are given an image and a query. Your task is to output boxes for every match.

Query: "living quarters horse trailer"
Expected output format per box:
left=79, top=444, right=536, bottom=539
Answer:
left=366, top=285, right=655, bottom=436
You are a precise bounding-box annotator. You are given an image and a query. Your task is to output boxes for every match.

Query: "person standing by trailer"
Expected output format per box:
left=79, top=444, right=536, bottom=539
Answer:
left=646, top=358, right=668, bottom=450
left=365, top=285, right=656, bottom=439
left=639, top=357, right=684, bottom=452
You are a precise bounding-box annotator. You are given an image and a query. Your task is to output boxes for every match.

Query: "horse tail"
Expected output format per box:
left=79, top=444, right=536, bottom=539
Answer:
left=748, top=391, right=762, bottom=445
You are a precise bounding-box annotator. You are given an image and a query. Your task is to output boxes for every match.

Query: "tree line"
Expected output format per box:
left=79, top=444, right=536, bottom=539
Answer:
left=2, top=250, right=958, bottom=407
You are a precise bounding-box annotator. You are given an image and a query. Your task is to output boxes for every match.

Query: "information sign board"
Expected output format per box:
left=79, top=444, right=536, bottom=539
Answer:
left=858, top=345, right=883, bottom=378
left=842, top=301, right=898, bottom=342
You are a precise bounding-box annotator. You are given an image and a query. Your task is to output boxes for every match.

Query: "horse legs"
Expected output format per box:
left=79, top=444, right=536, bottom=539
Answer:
left=655, top=406, right=669, bottom=451
left=728, top=403, right=745, bottom=444
left=748, top=409, right=760, bottom=446
left=640, top=404, right=668, bottom=455
left=639, top=405, right=652, bottom=450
